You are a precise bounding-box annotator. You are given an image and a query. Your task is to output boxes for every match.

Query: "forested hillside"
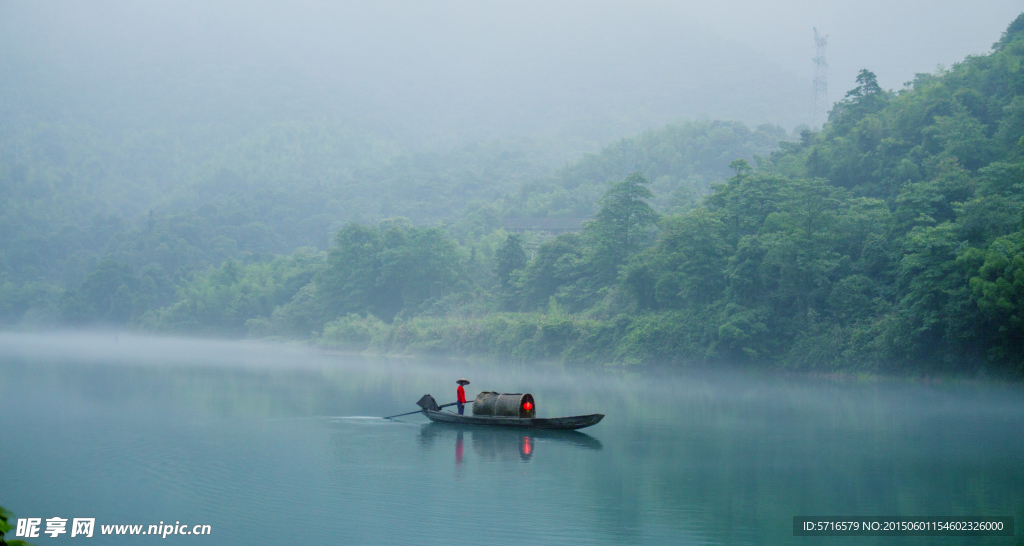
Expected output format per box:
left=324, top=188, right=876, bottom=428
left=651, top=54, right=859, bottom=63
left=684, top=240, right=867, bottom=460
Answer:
left=3, top=12, right=1023, bottom=376
left=307, top=14, right=1024, bottom=375
left=501, top=121, right=788, bottom=219
left=0, top=118, right=786, bottom=327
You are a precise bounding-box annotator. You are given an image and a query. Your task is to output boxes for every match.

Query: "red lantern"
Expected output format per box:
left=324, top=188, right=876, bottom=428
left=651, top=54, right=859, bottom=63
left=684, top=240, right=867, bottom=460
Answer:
left=523, top=401, right=533, bottom=411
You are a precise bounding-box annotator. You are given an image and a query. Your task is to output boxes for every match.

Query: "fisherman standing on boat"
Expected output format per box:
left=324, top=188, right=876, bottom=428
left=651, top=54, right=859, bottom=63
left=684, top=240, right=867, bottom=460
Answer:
left=456, top=379, right=469, bottom=415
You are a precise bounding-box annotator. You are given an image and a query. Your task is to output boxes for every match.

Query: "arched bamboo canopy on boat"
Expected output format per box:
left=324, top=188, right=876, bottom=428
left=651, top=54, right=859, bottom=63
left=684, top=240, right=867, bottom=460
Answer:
left=472, top=392, right=536, bottom=418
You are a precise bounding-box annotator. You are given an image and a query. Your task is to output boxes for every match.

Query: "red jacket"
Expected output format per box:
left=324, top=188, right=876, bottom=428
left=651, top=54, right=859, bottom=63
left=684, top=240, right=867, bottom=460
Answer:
left=457, top=385, right=466, bottom=404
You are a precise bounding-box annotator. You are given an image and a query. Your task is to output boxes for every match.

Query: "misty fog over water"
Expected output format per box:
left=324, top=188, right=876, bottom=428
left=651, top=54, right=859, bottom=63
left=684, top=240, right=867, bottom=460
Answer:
left=2, top=333, right=1023, bottom=544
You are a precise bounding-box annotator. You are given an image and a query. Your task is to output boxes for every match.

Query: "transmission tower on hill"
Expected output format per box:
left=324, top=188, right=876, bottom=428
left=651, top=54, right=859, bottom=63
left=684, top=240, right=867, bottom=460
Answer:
left=811, top=27, right=829, bottom=128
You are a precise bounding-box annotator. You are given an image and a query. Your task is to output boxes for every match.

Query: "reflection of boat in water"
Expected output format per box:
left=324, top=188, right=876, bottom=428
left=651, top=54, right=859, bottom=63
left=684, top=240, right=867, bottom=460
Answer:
left=473, top=427, right=534, bottom=461
left=420, top=422, right=603, bottom=458
left=417, top=393, right=604, bottom=431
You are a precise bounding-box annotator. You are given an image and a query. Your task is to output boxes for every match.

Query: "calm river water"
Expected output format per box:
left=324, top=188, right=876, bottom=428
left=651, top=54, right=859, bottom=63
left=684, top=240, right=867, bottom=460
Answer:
left=1, top=332, right=1022, bottom=545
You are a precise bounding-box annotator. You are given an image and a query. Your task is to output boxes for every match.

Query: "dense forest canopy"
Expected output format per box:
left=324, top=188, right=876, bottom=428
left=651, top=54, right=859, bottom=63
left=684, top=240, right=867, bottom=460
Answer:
left=0, top=119, right=787, bottom=315
left=2, top=8, right=1023, bottom=376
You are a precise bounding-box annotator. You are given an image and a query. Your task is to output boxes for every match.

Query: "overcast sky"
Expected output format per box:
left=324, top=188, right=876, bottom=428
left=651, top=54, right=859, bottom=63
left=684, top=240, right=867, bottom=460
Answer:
left=688, top=0, right=1022, bottom=93
left=1, top=1, right=1021, bottom=146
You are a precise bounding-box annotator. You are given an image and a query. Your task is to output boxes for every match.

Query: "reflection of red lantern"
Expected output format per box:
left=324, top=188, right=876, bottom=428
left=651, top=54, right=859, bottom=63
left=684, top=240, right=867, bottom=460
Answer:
left=523, top=401, right=533, bottom=411
left=522, top=436, right=532, bottom=456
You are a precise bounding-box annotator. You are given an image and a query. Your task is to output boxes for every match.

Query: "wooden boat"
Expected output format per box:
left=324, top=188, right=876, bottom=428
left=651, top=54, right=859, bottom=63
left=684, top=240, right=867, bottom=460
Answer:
left=414, top=393, right=603, bottom=430
left=422, top=409, right=604, bottom=430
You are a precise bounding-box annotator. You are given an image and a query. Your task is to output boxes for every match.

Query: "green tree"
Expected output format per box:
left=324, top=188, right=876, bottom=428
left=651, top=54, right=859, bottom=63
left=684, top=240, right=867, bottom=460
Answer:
left=494, top=233, right=527, bottom=288
left=960, top=231, right=1024, bottom=370
left=61, top=260, right=140, bottom=325
left=140, top=251, right=325, bottom=335
left=318, top=223, right=384, bottom=319
left=585, top=172, right=659, bottom=283
left=889, top=222, right=973, bottom=365
left=511, top=233, right=586, bottom=311
left=893, top=158, right=973, bottom=233
left=623, top=208, right=731, bottom=310
left=829, top=69, right=889, bottom=136
left=992, top=12, right=1024, bottom=50
left=317, top=219, right=466, bottom=321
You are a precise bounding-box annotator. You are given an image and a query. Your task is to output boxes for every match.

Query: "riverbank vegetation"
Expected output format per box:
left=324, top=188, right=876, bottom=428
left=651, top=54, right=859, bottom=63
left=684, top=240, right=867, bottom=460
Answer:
left=2, top=15, right=1023, bottom=376
left=0, top=505, right=34, bottom=546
